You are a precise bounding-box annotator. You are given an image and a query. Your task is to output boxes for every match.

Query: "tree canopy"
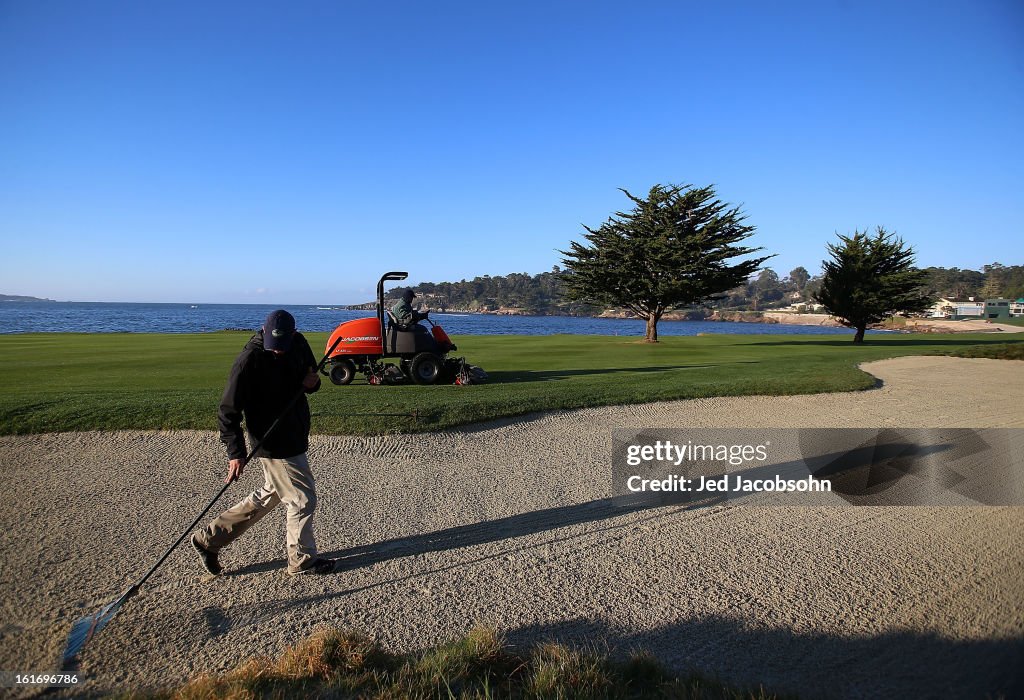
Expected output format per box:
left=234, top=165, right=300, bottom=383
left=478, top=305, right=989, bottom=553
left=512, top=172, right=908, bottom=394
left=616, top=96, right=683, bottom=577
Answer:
left=559, top=184, right=770, bottom=341
left=788, top=266, right=810, bottom=291
left=814, top=227, right=930, bottom=342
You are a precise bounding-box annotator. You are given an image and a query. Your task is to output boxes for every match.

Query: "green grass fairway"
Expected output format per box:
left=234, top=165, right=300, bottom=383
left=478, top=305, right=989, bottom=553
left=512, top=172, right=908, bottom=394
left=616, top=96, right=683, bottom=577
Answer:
left=0, top=331, right=1020, bottom=435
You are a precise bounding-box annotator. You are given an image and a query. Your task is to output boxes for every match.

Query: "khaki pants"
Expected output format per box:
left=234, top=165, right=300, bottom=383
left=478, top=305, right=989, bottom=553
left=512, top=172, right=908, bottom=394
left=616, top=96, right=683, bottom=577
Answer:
left=198, top=453, right=319, bottom=573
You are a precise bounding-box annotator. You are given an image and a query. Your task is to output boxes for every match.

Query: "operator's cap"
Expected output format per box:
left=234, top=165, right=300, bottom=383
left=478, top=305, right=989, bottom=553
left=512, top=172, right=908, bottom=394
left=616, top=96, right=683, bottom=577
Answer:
left=402, top=289, right=416, bottom=302
left=263, top=309, right=296, bottom=351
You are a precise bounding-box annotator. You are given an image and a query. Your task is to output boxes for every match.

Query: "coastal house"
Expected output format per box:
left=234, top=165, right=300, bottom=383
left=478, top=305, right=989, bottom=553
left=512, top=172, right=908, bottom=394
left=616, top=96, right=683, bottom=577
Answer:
left=781, top=301, right=824, bottom=312
left=928, top=297, right=984, bottom=319
left=1011, top=299, right=1024, bottom=318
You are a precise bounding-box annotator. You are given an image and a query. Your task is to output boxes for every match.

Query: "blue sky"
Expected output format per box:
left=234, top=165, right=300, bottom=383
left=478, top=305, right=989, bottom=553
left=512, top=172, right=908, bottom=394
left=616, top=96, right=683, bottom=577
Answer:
left=1, top=0, right=1021, bottom=303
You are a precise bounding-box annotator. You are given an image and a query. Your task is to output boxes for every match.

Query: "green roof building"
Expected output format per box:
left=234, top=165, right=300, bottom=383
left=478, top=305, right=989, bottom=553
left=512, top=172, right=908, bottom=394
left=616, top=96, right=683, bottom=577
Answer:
left=1011, top=298, right=1024, bottom=318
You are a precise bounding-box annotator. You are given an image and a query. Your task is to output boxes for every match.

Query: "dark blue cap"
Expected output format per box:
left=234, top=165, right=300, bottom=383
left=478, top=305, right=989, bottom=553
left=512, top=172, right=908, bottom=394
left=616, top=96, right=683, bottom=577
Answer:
left=263, top=309, right=296, bottom=351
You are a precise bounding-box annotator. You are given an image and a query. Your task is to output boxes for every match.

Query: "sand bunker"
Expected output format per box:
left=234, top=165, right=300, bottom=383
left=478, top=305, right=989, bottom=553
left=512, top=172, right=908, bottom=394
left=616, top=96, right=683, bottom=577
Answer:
left=0, top=356, right=1022, bottom=697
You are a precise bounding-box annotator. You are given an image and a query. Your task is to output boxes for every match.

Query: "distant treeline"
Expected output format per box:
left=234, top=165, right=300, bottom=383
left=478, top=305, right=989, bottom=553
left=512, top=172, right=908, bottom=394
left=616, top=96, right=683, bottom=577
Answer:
left=920, top=263, right=1023, bottom=301
left=383, top=269, right=590, bottom=315
left=369, top=263, right=1023, bottom=316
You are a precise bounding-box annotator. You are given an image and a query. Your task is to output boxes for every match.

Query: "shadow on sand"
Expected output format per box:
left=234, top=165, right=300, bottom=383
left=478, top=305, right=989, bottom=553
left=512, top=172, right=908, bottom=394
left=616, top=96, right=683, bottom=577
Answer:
left=228, top=492, right=720, bottom=577
left=502, top=615, right=1023, bottom=698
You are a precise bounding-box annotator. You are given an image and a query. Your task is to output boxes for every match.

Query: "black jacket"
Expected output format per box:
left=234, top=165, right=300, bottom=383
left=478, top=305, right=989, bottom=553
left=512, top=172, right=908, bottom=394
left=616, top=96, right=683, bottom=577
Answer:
left=218, top=330, right=321, bottom=460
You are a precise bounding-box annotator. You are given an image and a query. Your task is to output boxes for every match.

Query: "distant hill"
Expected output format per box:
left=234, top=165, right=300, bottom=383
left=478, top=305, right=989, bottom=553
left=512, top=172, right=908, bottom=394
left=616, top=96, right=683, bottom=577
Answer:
left=1, top=294, right=56, bottom=302
left=343, top=263, right=1024, bottom=318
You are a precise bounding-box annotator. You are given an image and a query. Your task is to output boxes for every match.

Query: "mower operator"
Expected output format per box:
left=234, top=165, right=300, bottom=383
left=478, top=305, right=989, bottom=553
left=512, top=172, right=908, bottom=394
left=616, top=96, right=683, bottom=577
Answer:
left=191, top=309, right=336, bottom=576
left=391, top=288, right=429, bottom=330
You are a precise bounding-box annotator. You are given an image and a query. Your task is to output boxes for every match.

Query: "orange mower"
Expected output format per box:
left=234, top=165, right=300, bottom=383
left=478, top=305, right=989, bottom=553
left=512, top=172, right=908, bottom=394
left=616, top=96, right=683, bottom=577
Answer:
left=322, top=271, right=486, bottom=386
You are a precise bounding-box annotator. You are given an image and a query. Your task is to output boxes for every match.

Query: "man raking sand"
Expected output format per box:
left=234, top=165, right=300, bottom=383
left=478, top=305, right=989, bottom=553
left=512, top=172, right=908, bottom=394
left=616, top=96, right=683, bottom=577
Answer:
left=192, top=309, right=336, bottom=577
left=61, top=310, right=342, bottom=665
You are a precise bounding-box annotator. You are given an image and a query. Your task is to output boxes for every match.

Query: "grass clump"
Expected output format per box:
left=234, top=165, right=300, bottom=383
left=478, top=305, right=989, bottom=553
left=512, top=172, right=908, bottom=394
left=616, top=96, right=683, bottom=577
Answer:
left=149, top=629, right=396, bottom=699
left=135, top=626, right=784, bottom=699
left=522, top=641, right=614, bottom=698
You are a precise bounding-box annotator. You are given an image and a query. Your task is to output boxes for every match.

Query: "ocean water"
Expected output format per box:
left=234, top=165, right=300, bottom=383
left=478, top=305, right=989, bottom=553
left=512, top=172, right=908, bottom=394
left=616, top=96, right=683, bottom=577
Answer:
left=0, top=301, right=873, bottom=337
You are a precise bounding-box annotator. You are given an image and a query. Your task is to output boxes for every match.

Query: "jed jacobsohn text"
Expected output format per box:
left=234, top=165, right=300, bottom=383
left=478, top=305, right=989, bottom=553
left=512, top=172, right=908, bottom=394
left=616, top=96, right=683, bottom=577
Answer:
left=627, top=473, right=831, bottom=493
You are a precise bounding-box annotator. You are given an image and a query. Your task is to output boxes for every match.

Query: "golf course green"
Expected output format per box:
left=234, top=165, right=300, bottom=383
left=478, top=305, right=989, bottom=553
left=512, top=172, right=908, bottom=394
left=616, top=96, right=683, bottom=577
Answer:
left=0, top=332, right=1020, bottom=435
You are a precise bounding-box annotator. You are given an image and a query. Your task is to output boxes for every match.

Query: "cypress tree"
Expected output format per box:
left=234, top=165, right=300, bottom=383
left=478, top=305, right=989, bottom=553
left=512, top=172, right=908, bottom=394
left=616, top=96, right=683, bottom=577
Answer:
left=560, top=184, right=770, bottom=342
left=815, top=227, right=930, bottom=342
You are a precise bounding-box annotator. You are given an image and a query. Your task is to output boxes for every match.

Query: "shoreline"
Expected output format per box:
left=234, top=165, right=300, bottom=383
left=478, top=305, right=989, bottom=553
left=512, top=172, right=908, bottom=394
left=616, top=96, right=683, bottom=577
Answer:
left=408, top=307, right=1024, bottom=333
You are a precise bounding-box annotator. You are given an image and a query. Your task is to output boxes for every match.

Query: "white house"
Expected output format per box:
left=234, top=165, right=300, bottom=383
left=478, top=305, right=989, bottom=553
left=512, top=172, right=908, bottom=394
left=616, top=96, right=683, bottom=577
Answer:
left=928, top=297, right=984, bottom=319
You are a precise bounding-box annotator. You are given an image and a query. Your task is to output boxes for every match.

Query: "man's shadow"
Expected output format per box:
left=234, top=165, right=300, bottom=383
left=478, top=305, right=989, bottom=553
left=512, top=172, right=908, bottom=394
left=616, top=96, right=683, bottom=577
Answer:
left=228, top=491, right=727, bottom=577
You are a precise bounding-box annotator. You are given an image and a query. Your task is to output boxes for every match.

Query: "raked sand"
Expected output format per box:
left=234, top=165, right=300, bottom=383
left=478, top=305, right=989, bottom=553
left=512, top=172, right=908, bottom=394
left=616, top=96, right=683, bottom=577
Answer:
left=0, top=356, right=1022, bottom=698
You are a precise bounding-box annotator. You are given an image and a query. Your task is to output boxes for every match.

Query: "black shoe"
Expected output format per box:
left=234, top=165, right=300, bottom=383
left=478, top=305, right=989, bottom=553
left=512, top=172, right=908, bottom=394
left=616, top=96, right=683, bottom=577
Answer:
left=190, top=534, right=222, bottom=575
left=288, top=558, right=336, bottom=576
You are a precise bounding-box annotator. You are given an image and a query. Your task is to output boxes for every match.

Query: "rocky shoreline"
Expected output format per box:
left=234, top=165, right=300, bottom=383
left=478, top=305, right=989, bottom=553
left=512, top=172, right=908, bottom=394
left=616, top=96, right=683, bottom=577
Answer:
left=347, top=304, right=1022, bottom=333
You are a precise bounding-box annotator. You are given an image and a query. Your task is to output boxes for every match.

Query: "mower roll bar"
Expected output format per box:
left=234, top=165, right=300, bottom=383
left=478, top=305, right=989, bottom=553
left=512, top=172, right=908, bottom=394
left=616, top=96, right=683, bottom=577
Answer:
left=377, top=271, right=408, bottom=355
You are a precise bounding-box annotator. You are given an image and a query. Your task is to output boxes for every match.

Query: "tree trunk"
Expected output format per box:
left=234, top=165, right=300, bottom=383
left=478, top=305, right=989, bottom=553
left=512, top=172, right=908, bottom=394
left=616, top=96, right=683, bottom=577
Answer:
left=645, top=312, right=662, bottom=342
left=853, top=325, right=866, bottom=343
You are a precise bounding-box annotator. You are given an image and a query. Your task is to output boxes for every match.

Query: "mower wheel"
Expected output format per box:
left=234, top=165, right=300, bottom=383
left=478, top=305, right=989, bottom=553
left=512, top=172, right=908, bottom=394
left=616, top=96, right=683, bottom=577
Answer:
left=409, top=353, right=443, bottom=385
left=329, top=360, right=356, bottom=386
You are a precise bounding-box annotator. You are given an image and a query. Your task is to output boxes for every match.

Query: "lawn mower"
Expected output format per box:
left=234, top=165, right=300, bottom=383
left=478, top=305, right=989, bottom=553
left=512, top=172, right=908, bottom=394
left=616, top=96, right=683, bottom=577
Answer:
left=322, top=271, right=485, bottom=386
